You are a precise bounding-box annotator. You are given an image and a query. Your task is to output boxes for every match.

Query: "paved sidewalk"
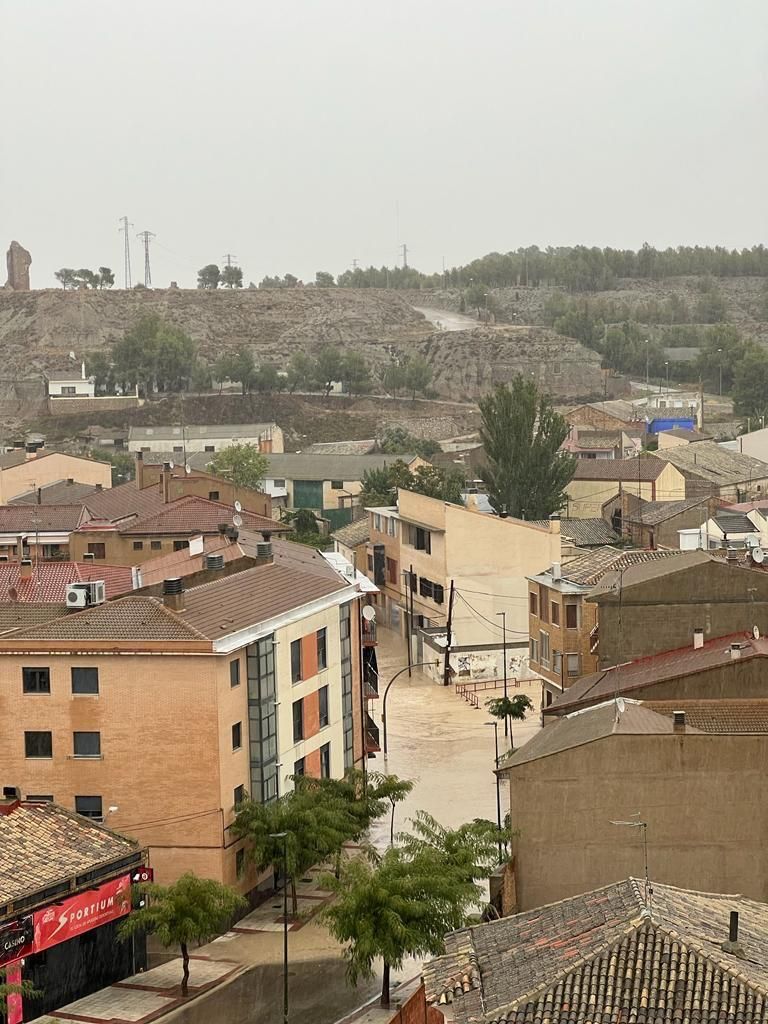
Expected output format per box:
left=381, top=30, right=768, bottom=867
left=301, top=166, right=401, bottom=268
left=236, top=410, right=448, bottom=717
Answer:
left=30, top=957, right=241, bottom=1024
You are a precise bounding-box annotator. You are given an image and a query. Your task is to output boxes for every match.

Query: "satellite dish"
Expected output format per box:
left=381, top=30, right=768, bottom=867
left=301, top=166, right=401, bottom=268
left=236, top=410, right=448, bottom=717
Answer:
left=185, top=463, right=192, bottom=475
left=234, top=500, right=242, bottom=513
left=362, top=606, right=376, bottom=621
left=168, top=459, right=175, bottom=470
left=751, top=546, right=765, bottom=565
left=753, top=625, right=761, bottom=640
left=233, top=514, right=243, bottom=528
left=616, top=697, right=625, bottom=713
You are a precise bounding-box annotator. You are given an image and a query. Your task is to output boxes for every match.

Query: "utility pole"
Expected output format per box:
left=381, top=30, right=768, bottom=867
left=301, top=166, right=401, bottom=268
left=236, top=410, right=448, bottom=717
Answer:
left=119, top=216, right=133, bottom=289
left=401, top=242, right=408, bottom=269
left=352, top=258, right=359, bottom=270
left=222, top=253, right=238, bottom=268
left=442, top=579, right=455, bottom=687
left=137, top=231, right=155, bottom=288
left=402, top=567, right=414, bottom=678
left=496, top=611, right=509, bottom=736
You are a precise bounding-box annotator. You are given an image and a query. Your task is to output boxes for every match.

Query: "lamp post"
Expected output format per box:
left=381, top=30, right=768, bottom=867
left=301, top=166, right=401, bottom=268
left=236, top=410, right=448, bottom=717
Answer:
left=269, top=831, right=289, bottom=1024
left=485, top=721, right=503, bottom=860
left=382, top=661, right=439, bottom=757
left=717, top=348, right=723, bottom=396
left=496, top=611, right=509, bottom=736
left=645, top=339, right=649, bottom=390
left=665, top=360, right=670, bottom=395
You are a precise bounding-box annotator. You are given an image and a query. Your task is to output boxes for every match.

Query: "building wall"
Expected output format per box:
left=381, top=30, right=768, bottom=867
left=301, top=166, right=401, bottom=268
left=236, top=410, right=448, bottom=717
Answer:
left=592, top=561, right=768, bottom=668
left=48, top=379, right=95, bottom=397
left=129, top=426, right=284, bottom=455
left=137, top=464, right=272, bottom=518
left=508, top=733, right=768, bottom=910
left=48, top=396, right=141, bottom=414
left=0, top=454, right=112, bottom=503
left=566, top=407, right=635, bottom=432
left=565, top=463, right=685, bottom=518
left=70, top=529, right=200, bottom=565
left=528, top=586, right=598, bottom=692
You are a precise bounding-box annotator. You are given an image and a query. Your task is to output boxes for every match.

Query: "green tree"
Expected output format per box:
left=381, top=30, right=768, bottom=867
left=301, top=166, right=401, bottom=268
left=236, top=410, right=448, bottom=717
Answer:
left=696, top=324, right=746, bottom=393
left=253, top=363, right=280, bottom=393
left=90, top=448, right=135, bottom=485
left=398, top=811, right=500, bottom=881
left=112, top=315, right=197, bottom=395
left=98, top=266, right=115, bottom=289
left=118, top=873, right=245, bottom=995
left=227, top=347, right=257, bottom=394
left=381, top=363, right=407, bottom=397
left=342, top=352, right=371, bottom=395
left=286, top=351, right=316, bottom=393
left=410, top=464, right=464, bottom=503
left=479, top=377, right=575, bottom=519
left=368, top=772, right=413, bottom=845
left=209, top=443, right=268, bottom=491
left=465, top=282, right=488, bottom=314
left=378, top=426, right=439, bottom=459
left=315, top=346, right=345, bottom=396
left=85, top=350, right=114, bottom=393
left=1, top=966, right=38, bottom=1018
left=221, top=265, right=244, bottom=289
left=315, top=271, right=336, bottom=287
left=54, top=268, right=77, bottom=289
left=359, top=460, right=416, bottom=507
left=322, top=841, right=487, bottom=1008
left=733, top=348, right=768, bottom=424
left=694, top=287, right=727, bottom=323
left=291, top=508, right=319, bottom=534
left=190, top=360, right=212, bottom=391
left=197, top=264, right=221, bottom=289
left=403, top=356, right=432, bottom=399
left=486, top=694, right=534, bottom=749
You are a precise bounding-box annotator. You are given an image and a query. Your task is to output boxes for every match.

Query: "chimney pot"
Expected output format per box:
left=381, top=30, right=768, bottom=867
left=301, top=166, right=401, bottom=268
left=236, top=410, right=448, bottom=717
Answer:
left=20, top=559, right=33, bottom=578
left=722, top=909, right=745, bottom=956
left=730, top=642, right=742, bottom=659
left=163, top=577, right=185, bottom=611
left=67, top=478, right=74, bottom=485
left=673, top=710, right=686, bottom=733
left=693, top=628, right=704, bottom=650
left=551, top=561, right=561, bottom=581
left=83, top=552, right=95, bottom=561
left=205, top=554, right=225, bottom=571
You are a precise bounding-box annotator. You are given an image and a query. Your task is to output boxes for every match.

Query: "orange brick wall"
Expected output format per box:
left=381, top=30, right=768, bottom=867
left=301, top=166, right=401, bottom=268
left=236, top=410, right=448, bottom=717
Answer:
left=301, top=632, right=318, bottom=680
left=305, top=749, right=321, bottom=777
left=304, top=689, right=320, bottom=739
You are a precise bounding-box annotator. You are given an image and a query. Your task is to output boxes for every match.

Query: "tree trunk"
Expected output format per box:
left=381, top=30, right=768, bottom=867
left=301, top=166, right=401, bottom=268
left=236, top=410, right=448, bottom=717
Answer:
left=290, top=876, right=298, bottom=916
left=390, top=801, right=396, bottom=845
left=335, top=848, right=342, bottom=881
left=380, top=962, right=391, bottom=1009
left=508, top=716, right=513, bottom=750
left=180, top=942, right=190, bottom=995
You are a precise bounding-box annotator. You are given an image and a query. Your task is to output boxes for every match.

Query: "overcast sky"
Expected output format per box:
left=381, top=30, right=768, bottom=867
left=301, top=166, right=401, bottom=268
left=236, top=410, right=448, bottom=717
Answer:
left=2, top=0, right=766, bottom=288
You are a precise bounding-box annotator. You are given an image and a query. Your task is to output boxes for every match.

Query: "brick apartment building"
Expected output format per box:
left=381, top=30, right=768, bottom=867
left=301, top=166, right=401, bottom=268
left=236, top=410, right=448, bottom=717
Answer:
left=0, top=540, right=368, bottom=895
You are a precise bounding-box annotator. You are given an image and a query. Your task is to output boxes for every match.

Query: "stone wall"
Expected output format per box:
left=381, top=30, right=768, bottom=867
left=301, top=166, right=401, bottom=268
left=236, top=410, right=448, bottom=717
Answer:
left=47, top=395, right=142, bottom=415
left=4, top=241, right=31, bottom=290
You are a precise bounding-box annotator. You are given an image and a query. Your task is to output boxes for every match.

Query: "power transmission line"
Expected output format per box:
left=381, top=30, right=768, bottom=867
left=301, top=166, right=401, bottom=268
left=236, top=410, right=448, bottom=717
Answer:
left=222, top=253, right=238, bottom=268
left=401, top=242, right=409, bottom=269
left=119, top=216, right=133, bottom=288
left=137, top=230, right=156, bottom=287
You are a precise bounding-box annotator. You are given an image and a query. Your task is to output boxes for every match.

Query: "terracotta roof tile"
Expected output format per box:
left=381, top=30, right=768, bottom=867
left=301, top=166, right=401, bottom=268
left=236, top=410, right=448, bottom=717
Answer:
left=528, top=518, right=619, bottom=547
left=424, top=879, right=768, bottom=1024
left=0, top=562, right=133, bottom=602
left=0, top=505, right=86, bottom=532
left=559, top=546, right=684, bottom=587
left=6, top=596, right=209, bottom=642
left=115, top=494, right=288, bottom=536
left=572, top=458, right=668, bottom=482
left=0, top=801, right=141, bottom=906
left=10, top=480, right=103, bottom=505
left=643, top=699, right=768, bottom=733
left=81, top=480, right=166, bottom=523
left=331, top=519, right=371, bottom=548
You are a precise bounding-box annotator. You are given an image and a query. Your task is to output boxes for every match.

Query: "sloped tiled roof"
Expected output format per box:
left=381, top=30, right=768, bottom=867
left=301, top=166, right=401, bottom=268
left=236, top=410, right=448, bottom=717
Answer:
left=331, top=519, right=371, bottom=548
left=625, top=496, right=709, bottom=525
left=558, top=547, right=683, bottom=587
left=0, top=505, right=86, bottom=532
left=0, top=562, right=133, bottom=602
left=714, top=511, right=759, bottom=534
left=0, top=801, right=141, bottom=905
left=304, top=439, right=377, bottom=455
left=424, top=878, right=768, bottom=1024
left=113, top=495, right=288, bottom=536
left=572, top=458, right=668, bottom=482
left=653, top=441, right=768, bottom=485
left=528, top=518, right=619, bottom=547
left=0, top=603, right=68, bottom=634
left=10, top=480, right=103, bottom=505
left=643, top=699, right=768, bottom=733
left=6, top=596, right=209, bottom=642
left=81, top=480, right=166, bottom=523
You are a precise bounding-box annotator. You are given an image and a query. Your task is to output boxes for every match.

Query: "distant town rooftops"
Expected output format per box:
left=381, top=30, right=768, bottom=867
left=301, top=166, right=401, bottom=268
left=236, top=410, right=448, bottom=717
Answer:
left=11, top=479, right=104, bottom=505
left=303, top=439, right=377, bottom=455
left=263, top=453, right=421, bottom=480
left=568, top=399, right=643, bottom=422
left=653, top=440, right=768, bottom=485
left=533, top=546, right=686, bottom=589
left=99, top=494, right=287, bottom=537
left=528, top=517, right=619, bottom=547
left=0, top=561, right=133, bottom=603
left=572, top=457, right=669, bottom=481
left=424, top=877, right=768, bottom=1024
left=622, top=495, right=709, bottom=525
left=643, top=699, right=768, bottom=733
left=660, top=426, right=712, bottom=441
left=128, top=423, right=277, bottom=441
left=331, top=518, right=371, bottom=549
left=0, top=504, right=88, bottom=533
left=0, top=800, right=142, bottom=908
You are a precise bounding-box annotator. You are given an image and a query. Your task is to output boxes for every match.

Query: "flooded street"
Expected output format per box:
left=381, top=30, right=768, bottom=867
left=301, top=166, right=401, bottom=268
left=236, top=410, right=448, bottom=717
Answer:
left=412, top=306, right=479, bottom=333
left=367, top=627, right=543, bottom=849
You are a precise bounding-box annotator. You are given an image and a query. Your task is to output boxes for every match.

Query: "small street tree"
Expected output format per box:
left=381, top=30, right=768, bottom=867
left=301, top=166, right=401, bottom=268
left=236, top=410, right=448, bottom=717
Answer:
left=486, top=694, right=534, bottom=749
left=209, top=443, right=268, bottom=491
left=97, top=266, right=115, bottom=289
left=398, top=811, right=500, bottom=880
left=118, top=874, right=245, bottom=995
left=479, top=376, right=575, bottom=519
left=369, top=772, right=413, bottom=845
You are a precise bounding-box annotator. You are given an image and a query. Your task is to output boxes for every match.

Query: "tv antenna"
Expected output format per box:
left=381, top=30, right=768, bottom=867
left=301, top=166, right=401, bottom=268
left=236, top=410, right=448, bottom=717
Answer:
left=119, top=216, right=134, bottom=288
left=137, top=230, right=156, bottom=287
left=610, top=815, right=651, bottom=913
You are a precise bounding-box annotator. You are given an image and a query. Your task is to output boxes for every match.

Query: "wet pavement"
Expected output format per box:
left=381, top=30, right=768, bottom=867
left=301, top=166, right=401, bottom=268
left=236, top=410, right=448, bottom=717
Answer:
left=412, top=306, right=480, bottom=332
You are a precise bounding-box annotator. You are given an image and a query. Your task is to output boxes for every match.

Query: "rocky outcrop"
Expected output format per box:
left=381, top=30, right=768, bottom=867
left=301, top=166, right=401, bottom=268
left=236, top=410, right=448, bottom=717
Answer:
left=5, top=241, right=31, bottom=291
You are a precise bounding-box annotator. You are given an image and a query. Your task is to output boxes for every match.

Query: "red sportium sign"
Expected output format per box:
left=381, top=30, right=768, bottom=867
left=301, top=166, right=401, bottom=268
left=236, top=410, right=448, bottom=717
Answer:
left=33, top=874, right=132, bottom=952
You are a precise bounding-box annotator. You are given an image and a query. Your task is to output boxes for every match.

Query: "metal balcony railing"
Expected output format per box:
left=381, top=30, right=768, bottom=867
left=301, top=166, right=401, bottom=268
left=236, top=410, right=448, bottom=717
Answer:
left=364, top=712, right=381, bottom=752
left=362, top=621, right=377, bottom=646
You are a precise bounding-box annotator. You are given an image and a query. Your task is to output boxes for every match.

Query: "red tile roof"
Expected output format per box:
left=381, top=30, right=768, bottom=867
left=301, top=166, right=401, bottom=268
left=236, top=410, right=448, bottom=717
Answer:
left=115, top=495, right=288, bottom=536
left=0, top=562, right=134, bottom=602
left=572, top=458, right=669, bottom=481
left=643, top=699, right=768, bottom=733
left=81, top=480, right=165, bottom=523
left=0, top=505, right=87, bottom=532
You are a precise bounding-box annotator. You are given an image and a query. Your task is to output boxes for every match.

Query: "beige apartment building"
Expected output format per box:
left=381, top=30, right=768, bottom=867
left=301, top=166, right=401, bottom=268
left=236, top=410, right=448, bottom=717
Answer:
left=128, top=423, right=284, bottom=455
left=565, top=458, right=686, bottom=518
left=366, top=490, right=562, bottom=681
left=0, top=541, right=366, bottom=896
left=0, top=449, right=111, bottom=503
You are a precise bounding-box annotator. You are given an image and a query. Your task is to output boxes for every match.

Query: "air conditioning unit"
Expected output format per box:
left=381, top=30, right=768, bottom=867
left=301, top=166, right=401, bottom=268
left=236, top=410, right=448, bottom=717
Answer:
left=65, top=581, right=106, bottom=609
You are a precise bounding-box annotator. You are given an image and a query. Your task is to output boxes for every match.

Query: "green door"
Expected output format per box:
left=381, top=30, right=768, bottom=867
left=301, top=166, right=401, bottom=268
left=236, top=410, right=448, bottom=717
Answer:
left=293, top=479, right=323, bottom=509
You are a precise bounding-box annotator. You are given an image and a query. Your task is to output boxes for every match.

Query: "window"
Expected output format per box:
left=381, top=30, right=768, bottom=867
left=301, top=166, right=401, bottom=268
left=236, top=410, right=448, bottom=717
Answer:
left=433, top=583, right=444, bottom=605
left=26, top=794, right=53, bottom=803
left=539, top=585, right=549, bottom=623
left=173, top=540, right=190, bottom=551
left=208, top=490, right=220, bottom=501
left=539, top=630, right=550, bottom=668
left=71, top=667, right=99, bottom=695
left=386, top=557, right=398, bottom=585
left=173, top=445, right=183, bottom=453
left=317, top=628, right=328, bottom=671
left=565, top=604, right=578, bottom=629
left=294, top=757, right=305, bottom=776
left=319, top=685, right=329, bottom=728
left=567, top=653, right=581, bottom=676
left=367, top=554, right=374, bottom=571
left=331, top=479, right=343, bottom=490
left=73, top=731, right=101, bottom=758
left=412, top=526, right=431, bottom=553
left=273, top=479, right=285, bottom=488
left=553, top=362, right=562, bottom=375
left=292, top=699, right=304, bottom=742
left=151, top=540, right=162, bottom=550
left=320, top=742, right=331, bottom=779
left=529, top=637, right=539, bottom=662
left=529, top=592, right=538, bottom=616
left=75, top=796, right=102, bottom=821
left=374, top=514, right=382, bottom=532
left=290, top=639, right=302, bottom=683
left=205, top=445, right=215, bottom=453
left=553, top=651, right=562, bottom=676
left=25, top=731, right=52, bottom=758
left=232, top=722, right=242, bottom=750
left=419, top=577, right=434, bottom=600
left=23, top=667, right=50, bottom=694
left=233, top=784, right=245, bottom=808
left=551, top=602, right=560, bottom=626
left=61, top=386, right=76, bottom=395
left=133, top=541, right=143, bottom=551
left=236, top=848, right=245, bottom=876
left=87, top=543, right=105, bottom=560
left=387, top=518, right=397, bottom=538
left=230, top=659, right=241, bottom=687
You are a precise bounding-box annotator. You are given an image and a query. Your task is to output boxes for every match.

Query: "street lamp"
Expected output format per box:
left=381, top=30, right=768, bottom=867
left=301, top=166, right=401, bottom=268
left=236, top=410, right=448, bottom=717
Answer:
left=717, top=348, right=723, bottom=396
left=485, top=721, right=503, bottom=860
left=665, top=360, right=670, bottom=395
left=382, top=661, right=439, bottom=757
left=496, top=612, right=509, bottom=736
left=269, top=832, right=289, bottom=1024
left=645, top=339, right=649, bottom=390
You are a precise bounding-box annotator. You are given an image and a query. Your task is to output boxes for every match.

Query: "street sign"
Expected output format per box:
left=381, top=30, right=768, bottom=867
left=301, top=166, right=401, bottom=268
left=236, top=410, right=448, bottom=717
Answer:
left=131, top=867, right=154, bottom=884
left=0, top=916, right=33, bottom=966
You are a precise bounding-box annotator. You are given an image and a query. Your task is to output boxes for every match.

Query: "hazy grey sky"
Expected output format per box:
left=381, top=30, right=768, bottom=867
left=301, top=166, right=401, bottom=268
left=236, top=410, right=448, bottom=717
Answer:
left=2, top=0, right=766, bottom=288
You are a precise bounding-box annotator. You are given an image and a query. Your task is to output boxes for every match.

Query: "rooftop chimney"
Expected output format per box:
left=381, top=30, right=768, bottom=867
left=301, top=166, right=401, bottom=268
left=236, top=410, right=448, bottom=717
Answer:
left=673, top=710, right=686, bottom=734
left=36, top=487, right=42, bottom=505
left=67, top=477, right=74, bottom=485
left=205, top=553, right=225, bottom=571
left=20, top=559, right=32, bottom=578
left=95, top=483, right=103, bottom=492
left=721, top=910, right=745, bottom=957
left=693, top=628, right=704, bottom=650
left=727, top=547, right=738, bottom=565
left=551, top=562, right=561, bottom=582
left=730, top=642, right=742, bottom=660
left=135, top=450, right=145, bottom=491
left=549, top=513, right=561, bottom=536
left=161, top=462, right=172, bottom=504
left=163, top=577, right=185, bottom=612
left=0, top=786, right=21, bottom=815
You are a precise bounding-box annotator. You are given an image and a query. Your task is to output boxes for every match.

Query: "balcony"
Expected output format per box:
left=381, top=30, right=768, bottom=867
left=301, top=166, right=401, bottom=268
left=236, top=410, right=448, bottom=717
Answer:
left=590, top=622, right=599, bottom=655
left=364, top=712, right=381, bottom=753
left=362, top=620, right=377, bottom=647
left=364, top=665, right=380, bottom=699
